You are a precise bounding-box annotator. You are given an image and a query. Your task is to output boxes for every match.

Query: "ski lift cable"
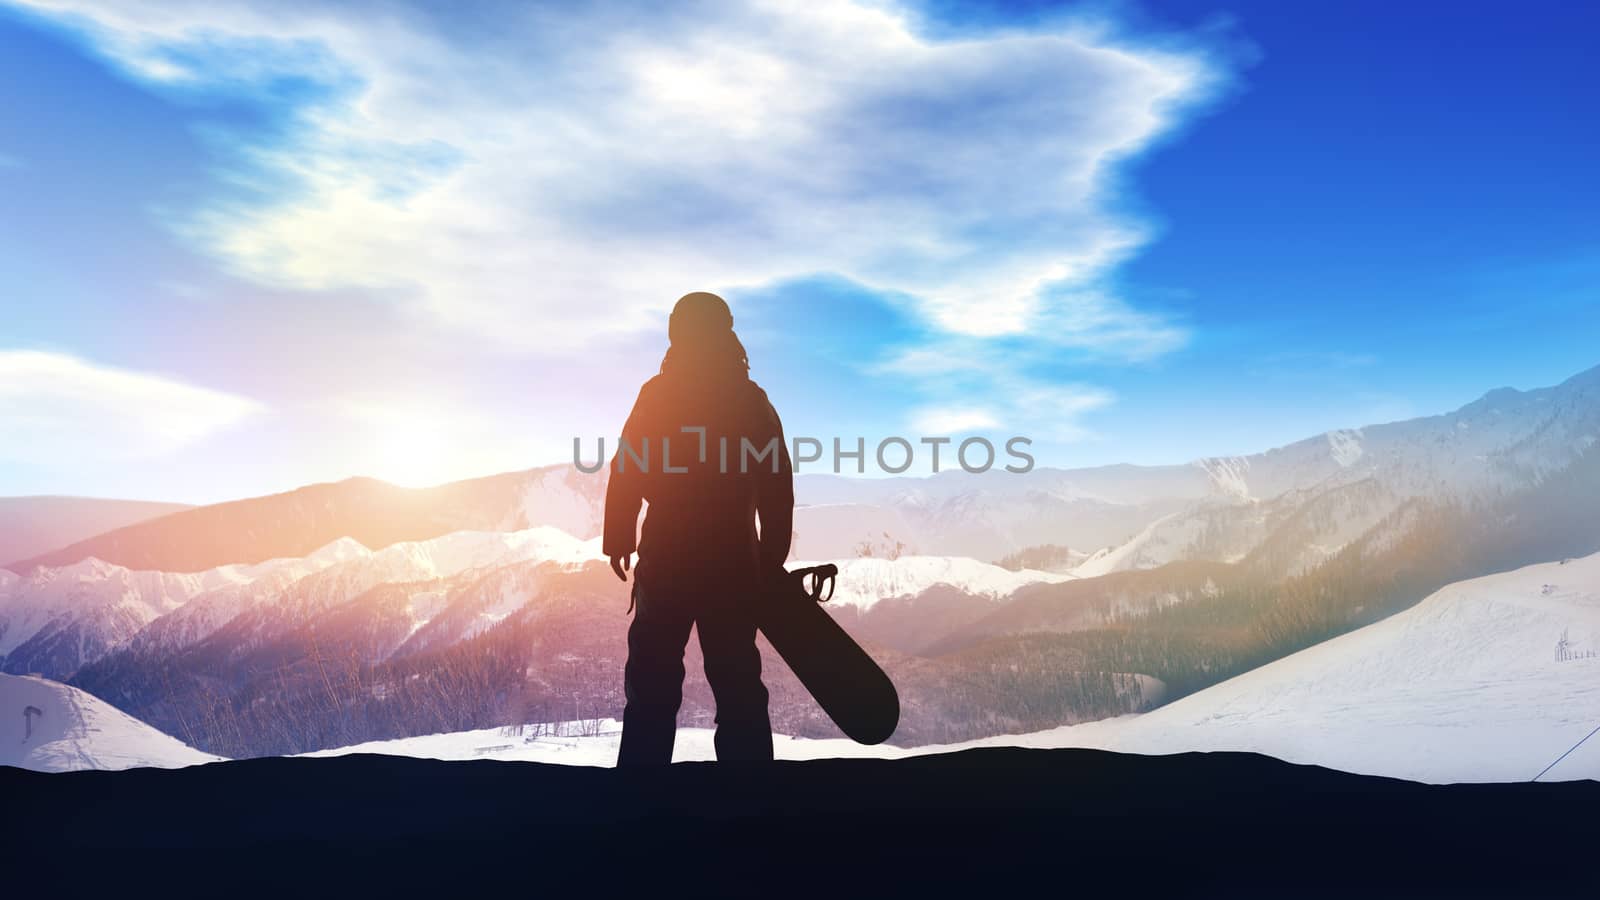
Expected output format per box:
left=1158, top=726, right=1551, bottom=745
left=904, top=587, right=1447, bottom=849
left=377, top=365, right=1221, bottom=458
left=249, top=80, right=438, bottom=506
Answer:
left=1532, top=721, right=1600, bottom=783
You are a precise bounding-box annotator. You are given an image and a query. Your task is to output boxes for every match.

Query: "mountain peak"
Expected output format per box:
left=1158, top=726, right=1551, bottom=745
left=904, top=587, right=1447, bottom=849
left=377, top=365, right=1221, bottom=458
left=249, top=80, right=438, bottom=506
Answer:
left=53, top=556, right=123, bottom=580
left=1560, top=361, right=1600, bottom=389
left=1458, top=384, right=1526, bottom=416
left=306, top=536, right=373, bottom=565
left=1460, top=361, right=1600, bottom=413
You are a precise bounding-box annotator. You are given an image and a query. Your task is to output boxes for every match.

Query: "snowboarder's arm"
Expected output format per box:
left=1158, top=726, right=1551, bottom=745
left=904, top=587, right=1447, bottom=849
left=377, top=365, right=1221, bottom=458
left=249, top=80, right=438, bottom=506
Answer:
left=756, top=398, right=794, bottom=574
left=603, top=384, right=651, bottom=577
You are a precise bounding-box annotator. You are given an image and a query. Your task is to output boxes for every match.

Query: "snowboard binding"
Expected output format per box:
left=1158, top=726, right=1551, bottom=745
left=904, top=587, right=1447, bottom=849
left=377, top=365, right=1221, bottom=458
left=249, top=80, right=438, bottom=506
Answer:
left=790, top=563, right=838, bottom=603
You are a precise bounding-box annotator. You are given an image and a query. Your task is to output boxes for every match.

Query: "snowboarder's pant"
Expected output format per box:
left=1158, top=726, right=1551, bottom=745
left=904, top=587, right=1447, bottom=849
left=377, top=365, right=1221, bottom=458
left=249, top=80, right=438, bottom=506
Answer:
left=617, top=576, right=773, bottom=766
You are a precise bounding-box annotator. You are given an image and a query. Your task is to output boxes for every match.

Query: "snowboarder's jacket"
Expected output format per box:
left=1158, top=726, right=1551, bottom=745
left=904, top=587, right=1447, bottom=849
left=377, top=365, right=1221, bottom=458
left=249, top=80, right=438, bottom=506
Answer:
left=603, top=368, right=794, bottom=591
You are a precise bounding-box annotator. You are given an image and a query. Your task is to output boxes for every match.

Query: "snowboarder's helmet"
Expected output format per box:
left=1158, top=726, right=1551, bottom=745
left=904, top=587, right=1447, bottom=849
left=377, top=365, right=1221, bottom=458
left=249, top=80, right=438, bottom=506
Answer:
left=669, top=291, right=734, bottom=345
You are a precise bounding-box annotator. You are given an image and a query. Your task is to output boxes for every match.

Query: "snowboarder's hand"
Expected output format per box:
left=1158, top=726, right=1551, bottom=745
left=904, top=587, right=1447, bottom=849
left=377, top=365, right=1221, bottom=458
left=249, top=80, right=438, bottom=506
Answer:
left=610, top=553, right=632, bottom=582
left=761, top=564, right=790, bottom=590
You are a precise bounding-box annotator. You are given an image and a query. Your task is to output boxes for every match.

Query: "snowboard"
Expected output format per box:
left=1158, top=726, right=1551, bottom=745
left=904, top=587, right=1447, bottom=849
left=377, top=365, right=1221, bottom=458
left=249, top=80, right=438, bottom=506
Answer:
left=756, top=564, right=900, bottom=745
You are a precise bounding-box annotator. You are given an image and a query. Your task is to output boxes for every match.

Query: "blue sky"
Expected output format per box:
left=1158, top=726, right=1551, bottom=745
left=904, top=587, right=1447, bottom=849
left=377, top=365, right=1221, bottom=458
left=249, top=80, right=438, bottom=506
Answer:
left=1, top=0, right=1596, bottom=503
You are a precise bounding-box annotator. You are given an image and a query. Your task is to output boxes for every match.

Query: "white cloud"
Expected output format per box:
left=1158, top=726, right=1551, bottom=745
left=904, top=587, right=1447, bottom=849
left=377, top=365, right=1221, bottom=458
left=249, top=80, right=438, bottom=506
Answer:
left=883, top=336, right=1116, bottom=441
left=911, top=406, right=1002, bottom=435
left=911, top=382, right=1114, bottom=442
left=876, top=331, right=1119, bottom=440
left=1008, top=382, right=1117, bottom=442
left=11, top=0, right=1224, bottom=354
left=0, top=350, right=262, bottom=463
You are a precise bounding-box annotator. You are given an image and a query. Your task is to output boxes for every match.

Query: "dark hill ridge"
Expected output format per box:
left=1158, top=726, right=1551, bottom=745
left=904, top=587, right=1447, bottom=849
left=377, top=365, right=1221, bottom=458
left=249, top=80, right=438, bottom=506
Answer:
left=0, top=495, right=190, bottom=566
left=3, top=748, right=1595, bottom=895
left=5, top=465, right=602, bottom=574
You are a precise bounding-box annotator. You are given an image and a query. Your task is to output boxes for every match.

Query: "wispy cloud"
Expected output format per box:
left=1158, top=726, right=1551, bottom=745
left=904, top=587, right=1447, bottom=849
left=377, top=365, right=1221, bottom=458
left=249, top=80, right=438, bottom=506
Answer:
left=0, top=151, right=23, bottom=169
left=910, top=381, right=1115, bottom=442
left=880, top=338, right=1117, bottom=441
left=10, top=0, right=1227, bottom=355
left=0, top=350, right=262, bottom=463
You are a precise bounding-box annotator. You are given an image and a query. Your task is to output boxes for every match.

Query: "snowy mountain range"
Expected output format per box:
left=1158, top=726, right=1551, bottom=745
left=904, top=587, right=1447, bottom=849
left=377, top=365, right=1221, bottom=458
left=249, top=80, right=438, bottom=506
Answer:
left=1, top=521, right=1084, bottom=686
left=0, top=528, right=604, bottom=681
left=0, top=539, right=368, bottom=678
left=746, top=363, right=1599, bottom=572
left=43, top=537, right=1106, bottom=756
left=1068, top=364, right=1600, bottom=578
left=14, top=541, right=1600, bottom=782
left=306, top=551, right=1600, bottom=784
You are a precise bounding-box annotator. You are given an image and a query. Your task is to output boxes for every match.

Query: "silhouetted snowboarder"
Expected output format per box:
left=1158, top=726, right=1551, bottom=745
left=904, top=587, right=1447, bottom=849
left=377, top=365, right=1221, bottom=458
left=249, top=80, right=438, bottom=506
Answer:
left=605, top=292, right=793, bottom=766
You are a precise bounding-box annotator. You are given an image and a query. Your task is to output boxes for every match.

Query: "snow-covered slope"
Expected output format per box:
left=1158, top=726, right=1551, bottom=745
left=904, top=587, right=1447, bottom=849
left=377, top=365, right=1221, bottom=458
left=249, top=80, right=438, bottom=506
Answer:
left=300, top=719, right=902, bottom=766
left=0, top=673, right=222, bottom=772
left=1005, top=551, right=1600, bottom=783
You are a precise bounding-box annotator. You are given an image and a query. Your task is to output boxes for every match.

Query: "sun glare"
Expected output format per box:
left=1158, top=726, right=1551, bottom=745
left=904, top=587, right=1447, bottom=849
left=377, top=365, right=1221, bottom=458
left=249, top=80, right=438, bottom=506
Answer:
left=365, top=414, right=455, bottom=488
